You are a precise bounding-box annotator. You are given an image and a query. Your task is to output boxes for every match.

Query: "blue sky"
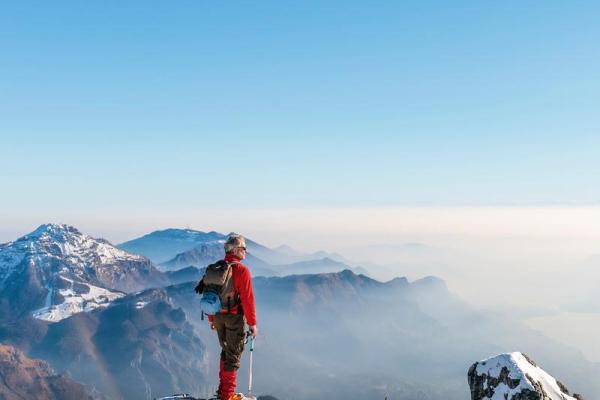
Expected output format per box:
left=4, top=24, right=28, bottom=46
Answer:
left=2, top=1, right=600, bottom=219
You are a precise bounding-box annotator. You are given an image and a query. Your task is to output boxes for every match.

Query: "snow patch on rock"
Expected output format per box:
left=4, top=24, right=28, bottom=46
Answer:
left=32, top=277, right=125, bottom=322
left=135, top=301, right=148, bottom=309
left=469, top=352, right=580, bottom=400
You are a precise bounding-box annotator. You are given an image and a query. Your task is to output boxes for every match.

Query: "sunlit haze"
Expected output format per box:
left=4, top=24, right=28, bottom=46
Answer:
left=3, top=206, right=600, bottom=309
left=2, top=0, right=600, bottom=380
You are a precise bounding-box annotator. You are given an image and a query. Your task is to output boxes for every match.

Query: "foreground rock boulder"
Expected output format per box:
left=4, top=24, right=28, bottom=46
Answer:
left=468, top=352, right=584, bottom=400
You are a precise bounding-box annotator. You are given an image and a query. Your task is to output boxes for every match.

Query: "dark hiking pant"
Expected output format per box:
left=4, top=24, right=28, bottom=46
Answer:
left=213, top=313, right=246, bottom=371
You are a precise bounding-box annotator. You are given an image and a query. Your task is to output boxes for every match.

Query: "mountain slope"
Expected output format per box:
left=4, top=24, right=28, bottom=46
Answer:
left=273, top=257, right=367, bottom=277
left=165, top=266, right=203, bottom=285
left=30, top=288, right=207, bottom=400
left=159, top=241, right=225, bottom=271
left=161, top=244, right=276, bottom=277
left=166, top=270, right=462, bottom=399
left=118, top=229, right=226, bottom=264
left=0, top=344, right=99, bottom=400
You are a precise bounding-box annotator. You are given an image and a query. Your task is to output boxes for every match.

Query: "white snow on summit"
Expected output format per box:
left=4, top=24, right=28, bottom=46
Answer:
left=0, top=224, right=145, bottom=287
left=33, top=277, right=125, bottom=322
left=1, top=224, right=164, bottom=322
left=474, top=352, right=577, bottom=400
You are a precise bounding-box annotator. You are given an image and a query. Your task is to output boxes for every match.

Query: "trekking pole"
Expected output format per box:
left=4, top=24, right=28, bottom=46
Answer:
left=246, top=331, right=255, bottom=396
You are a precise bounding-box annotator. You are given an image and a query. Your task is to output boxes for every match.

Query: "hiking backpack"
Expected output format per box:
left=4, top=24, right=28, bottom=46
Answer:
left=196, top=260, right=239, bottom=317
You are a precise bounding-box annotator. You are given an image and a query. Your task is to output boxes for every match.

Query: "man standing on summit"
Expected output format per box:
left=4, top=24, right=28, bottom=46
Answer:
left=207, top=234, right=257, bottom=400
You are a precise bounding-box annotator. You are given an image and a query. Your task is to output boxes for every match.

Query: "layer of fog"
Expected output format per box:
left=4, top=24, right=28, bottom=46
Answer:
left=331, top=236, right=600, bottom=363
left=175, top=275, right=600, bottom=400
left=4, top=207, right=600, bottom=362
left=337, top=235, right=597, bottom=308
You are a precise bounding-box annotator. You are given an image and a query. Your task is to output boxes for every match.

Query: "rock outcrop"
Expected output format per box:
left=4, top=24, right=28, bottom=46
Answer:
left=468, top=352, right=585, bottom=400
left=0, top=344, right=97, bottom=400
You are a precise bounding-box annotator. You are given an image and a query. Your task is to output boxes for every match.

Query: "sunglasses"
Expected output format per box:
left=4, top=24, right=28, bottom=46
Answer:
left=238, top=246, right=247, bottom=251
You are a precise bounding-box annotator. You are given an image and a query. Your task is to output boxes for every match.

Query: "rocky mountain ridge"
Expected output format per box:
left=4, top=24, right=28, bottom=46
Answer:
left=0, top=224, right=167, bottom=322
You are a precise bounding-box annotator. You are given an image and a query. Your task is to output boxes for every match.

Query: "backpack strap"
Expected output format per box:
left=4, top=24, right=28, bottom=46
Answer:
left=223, top=261, right=241, bottom=310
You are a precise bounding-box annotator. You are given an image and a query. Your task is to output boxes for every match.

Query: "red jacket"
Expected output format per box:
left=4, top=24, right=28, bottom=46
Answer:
left=207, top=253, right=257, bottom=326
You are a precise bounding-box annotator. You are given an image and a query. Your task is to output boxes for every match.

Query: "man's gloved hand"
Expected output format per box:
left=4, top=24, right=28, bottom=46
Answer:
left=210, top=323, right=216, bottom=331
left=194, top=280, right=204, bottom=294
left=249, top=325, right=258, bottom=338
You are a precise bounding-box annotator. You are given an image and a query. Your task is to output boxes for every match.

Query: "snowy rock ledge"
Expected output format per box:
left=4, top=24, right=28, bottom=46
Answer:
left=468, top=352, right=584, bottom=400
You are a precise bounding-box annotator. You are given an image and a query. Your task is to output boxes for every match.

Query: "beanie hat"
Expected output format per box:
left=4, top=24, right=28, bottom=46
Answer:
left=224, top=234, right=246, bottom=253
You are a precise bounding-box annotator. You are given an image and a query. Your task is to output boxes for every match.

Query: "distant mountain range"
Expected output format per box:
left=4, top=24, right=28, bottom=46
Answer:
left=1, top=224, right=599, bottom=400
left=118, top=229, right=226, bottom=264
left=165, top=269, right=600, bottom=400
left=120, top=228, right=369, bottom=277
left=115, top=229, right=320, bottom=266
left=0, top=225, right=367, bottom=325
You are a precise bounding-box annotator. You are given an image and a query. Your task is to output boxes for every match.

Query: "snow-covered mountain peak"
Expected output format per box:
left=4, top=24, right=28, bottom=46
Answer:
left=0, top=224, right=167, bottom=322
left=27, top=223, right=82, bottom=240
left=6, top=223, right=145, bottom=265
left=469, top=352, right=582, bottom=400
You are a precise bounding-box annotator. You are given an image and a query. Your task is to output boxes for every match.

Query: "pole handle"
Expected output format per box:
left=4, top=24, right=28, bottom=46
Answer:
left=245, top=330, right=255, bottom=351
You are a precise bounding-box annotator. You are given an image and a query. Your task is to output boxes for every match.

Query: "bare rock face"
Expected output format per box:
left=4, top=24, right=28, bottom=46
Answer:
left=468, top=352, right=585, bottom=400
left=0, top=344, right=97, bottom=400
